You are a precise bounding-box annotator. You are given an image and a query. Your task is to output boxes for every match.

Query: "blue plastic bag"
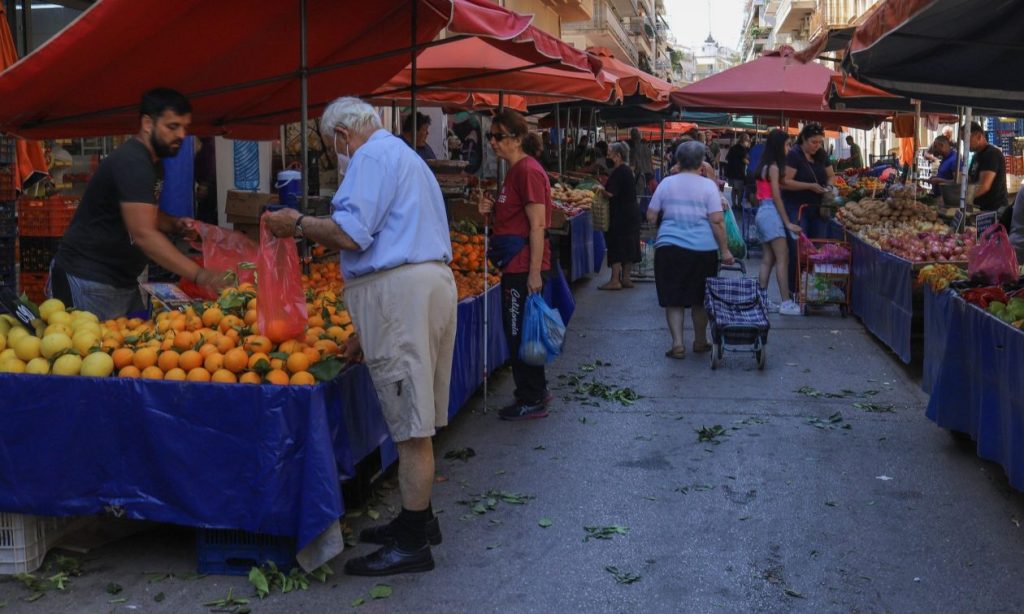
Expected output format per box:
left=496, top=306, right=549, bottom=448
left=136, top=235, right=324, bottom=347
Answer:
left=519, top=293, right=566, bottom=366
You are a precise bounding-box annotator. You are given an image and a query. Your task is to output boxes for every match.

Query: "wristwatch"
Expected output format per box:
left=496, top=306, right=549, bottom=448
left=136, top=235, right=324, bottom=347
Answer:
left=294, top=215, right=306, bottom=239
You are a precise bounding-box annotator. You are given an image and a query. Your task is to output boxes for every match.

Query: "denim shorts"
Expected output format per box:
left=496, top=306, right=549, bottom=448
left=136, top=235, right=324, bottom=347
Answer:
left=755, top=199, right=786, bottom=243
left=47, top=261, right=146, bottom=321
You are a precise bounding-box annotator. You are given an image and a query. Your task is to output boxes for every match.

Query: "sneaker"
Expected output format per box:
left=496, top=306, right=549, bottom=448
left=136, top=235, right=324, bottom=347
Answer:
left=498, top=401, right=549, bottom=421
left=516, top=391, right=553, bottom=406
left=779, top=300, right=803, bottom=316
left=765, top=300, right=781, bottom=314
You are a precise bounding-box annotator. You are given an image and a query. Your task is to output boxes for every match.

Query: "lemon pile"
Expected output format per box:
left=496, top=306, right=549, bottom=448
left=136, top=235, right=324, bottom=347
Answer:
left=0, top=299, right=114, bottom=377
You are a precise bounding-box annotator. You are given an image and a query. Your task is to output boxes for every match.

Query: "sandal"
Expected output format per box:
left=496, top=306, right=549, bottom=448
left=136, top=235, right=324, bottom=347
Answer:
left=664, top=346, right=686, bottom=359
left=692, top=342, right=712, bottom=354
left=598, top=283, right=623, bottom=291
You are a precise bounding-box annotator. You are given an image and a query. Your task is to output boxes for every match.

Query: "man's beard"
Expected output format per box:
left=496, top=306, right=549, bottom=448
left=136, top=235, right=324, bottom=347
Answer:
left=151, top=131, right=181, bottom=158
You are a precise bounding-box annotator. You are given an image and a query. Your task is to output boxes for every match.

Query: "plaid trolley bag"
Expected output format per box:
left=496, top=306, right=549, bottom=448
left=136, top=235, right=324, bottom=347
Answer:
left=704, top=276, right=770, bottom=370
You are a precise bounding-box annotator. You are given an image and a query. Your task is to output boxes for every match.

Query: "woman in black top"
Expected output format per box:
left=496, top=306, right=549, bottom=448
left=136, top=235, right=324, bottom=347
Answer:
left=781, top=122, right=834, bottom=294
left=599, top=141, right=641, bottom=290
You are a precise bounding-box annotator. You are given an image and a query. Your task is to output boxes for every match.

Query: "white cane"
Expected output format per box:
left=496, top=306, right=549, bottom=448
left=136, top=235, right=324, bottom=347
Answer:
left=483, top=210, right=490, bottom=410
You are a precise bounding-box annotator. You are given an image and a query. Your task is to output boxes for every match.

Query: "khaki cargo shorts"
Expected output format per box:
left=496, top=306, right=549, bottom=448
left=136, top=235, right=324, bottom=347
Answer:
left=343, top=261, right=458, bottom=442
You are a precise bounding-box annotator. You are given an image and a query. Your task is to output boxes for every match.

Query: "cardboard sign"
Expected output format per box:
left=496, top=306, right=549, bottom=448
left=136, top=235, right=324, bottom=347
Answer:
left=975, top=211, right=998, bottom=238
left=948, top=209, right=966, bottom=233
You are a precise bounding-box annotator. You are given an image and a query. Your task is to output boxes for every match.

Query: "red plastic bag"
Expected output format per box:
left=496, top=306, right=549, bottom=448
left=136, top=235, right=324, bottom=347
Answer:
left=256, top=216, right=308, bottom=343
left=188, top=222, right=259, bottom=298
left=968, top=223, right=1019, bottom=285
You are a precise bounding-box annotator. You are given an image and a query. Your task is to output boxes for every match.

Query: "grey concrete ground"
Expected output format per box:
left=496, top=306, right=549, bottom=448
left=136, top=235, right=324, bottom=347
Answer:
left=4, top=258, right=1024, bottom=613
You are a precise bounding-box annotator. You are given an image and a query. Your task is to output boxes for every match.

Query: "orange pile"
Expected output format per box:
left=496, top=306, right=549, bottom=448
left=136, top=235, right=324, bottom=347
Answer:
left=449, top=228, right=501, bottom=301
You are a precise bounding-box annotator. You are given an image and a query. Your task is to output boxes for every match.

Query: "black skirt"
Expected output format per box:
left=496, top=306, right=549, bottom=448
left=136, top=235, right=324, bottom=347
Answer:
left=654, top=245, right=719, bottom=308
left=604, top=229, right=641, bottom=265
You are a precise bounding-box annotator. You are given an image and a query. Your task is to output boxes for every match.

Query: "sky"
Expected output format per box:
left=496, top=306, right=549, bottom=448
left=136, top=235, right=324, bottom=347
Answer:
left=664, top=0, right=746, bottom=52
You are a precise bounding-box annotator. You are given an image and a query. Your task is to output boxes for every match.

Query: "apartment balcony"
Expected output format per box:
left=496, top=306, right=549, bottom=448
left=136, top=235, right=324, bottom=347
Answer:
left=608, top=0, right=639, bottom=19
left=543, top=0, right=593, bottom=23
left=563, top=0, right=639, bottom=65
left=774, top=0, right=815, bottom=34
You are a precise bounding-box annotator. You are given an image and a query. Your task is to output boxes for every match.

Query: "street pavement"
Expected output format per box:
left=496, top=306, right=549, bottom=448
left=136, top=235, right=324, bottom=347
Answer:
left=4, top=257, right=1024, bottom=613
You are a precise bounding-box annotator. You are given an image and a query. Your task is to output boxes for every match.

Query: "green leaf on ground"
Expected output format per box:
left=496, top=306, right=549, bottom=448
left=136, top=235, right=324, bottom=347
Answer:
left=443, top=447, right=477, bottom=461
left=854, top=402, right=896, bottom=413
left=249, top=567, right=270, bottom=599
left=105, top=582, right=123, bottom=595
left=784, top=588, right=806, bottom=598
left=538, top=517, right=553, bottom=528
left=807, top=412, right=847, bottom=430
left=696, top=425, right=728, bottom=444
left=605, top=566, right=641, bottom=584
left=583, top=525, right=629, bottom=542
left=107, top=598, right=126, bottom=604
left=367, top=509, right=380, bottom=520
left=154, top=592, right=165, bottom=603
left=351, top=597, right=365, bottom=607
left=825, top=500, right=838, bottom=507
left=369, top=584, right=392, bottom=599
left=23, top=593, right=44, bottom=603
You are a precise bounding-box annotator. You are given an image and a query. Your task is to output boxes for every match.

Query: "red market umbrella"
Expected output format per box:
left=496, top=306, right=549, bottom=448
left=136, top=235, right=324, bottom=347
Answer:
left=376, top=36, right=613, bottom=104
left=670, top=46, right=886, bottom=129
left=586, top=47, right=673, bottom=104
left=843, top=0, right=1024, bottom=114
left=0, top=0, right=561, bottom=139
left=0, top=6, right=47, bottom=192
left=369, top=91, right=528, bottom=112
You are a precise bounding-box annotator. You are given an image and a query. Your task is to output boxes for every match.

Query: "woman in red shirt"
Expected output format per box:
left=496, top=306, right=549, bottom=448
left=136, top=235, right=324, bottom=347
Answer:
left=478, top=110, right=553, bottom=421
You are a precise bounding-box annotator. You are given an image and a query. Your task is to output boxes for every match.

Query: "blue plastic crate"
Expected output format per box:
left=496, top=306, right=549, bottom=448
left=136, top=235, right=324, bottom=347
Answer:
left=196, top=528, right=296, bottom=576
left=0, top=202, right=14, bottom=237
left=0, top=138, right=13, bottom=165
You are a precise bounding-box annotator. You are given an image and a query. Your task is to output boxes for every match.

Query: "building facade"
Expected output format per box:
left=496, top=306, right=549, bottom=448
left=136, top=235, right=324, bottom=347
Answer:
left=693, top=34, right=739, bottom=82
left=561, top=0, right=677, bottom=78
left=736, top=0, right=882, bottom=56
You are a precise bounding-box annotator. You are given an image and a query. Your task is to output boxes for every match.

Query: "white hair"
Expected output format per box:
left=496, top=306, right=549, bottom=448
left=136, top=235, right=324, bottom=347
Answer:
left=321, top=97, right=382, bottom=136
left=609, top=141, right=630, bottom=161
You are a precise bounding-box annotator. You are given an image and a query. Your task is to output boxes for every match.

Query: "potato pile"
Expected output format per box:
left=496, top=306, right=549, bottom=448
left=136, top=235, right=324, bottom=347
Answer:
left=836, top=185, right=940, bottom=234
left=551, top=184, right=594, bottom=209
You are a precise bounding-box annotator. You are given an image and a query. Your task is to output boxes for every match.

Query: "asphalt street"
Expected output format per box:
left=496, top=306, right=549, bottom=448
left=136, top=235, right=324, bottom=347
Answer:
left=3, top=258, right=1024, bottom=613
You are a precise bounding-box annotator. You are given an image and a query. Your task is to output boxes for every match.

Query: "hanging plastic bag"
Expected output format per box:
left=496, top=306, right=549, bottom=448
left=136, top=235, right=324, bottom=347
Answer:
left=189, top=222, right=259, bottom=297
left=968, top=223, right=1019, bottom=286
left=256, top=216, right=308, bottom=343
left=519, top=293, right=566, bottom=366
left=722, top=206, right=746, bottom=259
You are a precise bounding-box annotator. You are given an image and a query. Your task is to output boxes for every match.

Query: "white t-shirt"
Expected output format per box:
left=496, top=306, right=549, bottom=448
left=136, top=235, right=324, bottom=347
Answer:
left=648, top=172, right=722, bottom=251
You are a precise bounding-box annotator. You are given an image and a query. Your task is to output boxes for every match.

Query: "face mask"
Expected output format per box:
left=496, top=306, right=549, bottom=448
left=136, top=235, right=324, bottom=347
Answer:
left=335, top=131, right=351, bottom=175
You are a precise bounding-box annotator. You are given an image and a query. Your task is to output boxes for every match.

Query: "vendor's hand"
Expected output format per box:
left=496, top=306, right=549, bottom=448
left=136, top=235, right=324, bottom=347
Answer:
left=786, top=222, right=802, bottom=234
left=477, top=193, right=494, bottom=215
left=527, top=271, right=543, bottom=294
left=265, top=208, right=302, bottom=238
left=344, top=334, right=363, bottom=364
left=809, top=184, right=828, bottom=195
left=196, top=268, right=233, bottom=292
left=720, top=250, right=736, bottom=266
left=175, top=216, right=199, bottom=241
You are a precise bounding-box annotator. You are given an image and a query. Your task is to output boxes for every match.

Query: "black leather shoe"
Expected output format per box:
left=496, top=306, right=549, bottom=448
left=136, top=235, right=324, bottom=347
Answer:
left=359, top=516, right=443, bottom=546
left=343, top=543, right=435, bottom=576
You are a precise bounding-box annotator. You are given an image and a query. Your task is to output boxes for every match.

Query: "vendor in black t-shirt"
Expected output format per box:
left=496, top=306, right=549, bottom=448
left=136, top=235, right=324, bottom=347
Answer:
left=965, top=121, right=1008, bottom=212
left=51, top=88, right=230, bottom=320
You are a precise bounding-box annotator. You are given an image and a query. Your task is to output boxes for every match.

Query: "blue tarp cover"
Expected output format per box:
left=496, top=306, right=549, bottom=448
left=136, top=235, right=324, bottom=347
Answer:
left=848, top=230, right=913, bottom=363
left=593, top=230, right=606, bottom=274
left=568, top=211, right=595, bottom=282
left=925, top=288, right=1024, bottom=490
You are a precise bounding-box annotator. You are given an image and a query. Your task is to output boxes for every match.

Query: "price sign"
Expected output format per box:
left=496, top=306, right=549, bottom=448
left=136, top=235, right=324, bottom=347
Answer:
left=948, top=209, right=966, bottom=233
left=975, top=211, right=998, bottom=238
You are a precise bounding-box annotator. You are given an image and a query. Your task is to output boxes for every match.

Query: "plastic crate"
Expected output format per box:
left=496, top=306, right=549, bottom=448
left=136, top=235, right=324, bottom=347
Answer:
left=17, top=197, right=78, bottom=237
left=0, top=202, right=15, bottom=237
left=19, top=271, right=47, bottom=304
left=196, top=529, right=296, bottom=576
left=0, top=137, right=14, bottom=165
left=0, top=167, right=13, bottom=202
left=0, top=513, right=68, bottom=575
left=19, top=237, right=59, bottom=272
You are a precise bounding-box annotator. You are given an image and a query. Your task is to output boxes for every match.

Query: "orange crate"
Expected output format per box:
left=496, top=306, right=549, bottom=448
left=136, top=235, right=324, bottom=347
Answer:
left=19, top=272, right=48, bottom=304
left=17, top=197, right=78, bottom=237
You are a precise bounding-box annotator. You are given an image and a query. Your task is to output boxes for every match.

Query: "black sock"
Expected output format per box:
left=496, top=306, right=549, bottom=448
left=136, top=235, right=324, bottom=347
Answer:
left=426, top=502, right=433, bottom=518
left=394, top=507, right=431, bottom=551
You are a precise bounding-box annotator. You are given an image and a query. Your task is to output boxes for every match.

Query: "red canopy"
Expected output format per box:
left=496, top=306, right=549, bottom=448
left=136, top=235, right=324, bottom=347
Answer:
left=376, top=37, right=613, bottom=104
left=586, top=47, right=673, bottom=104
left=670, top=46, right=886, bottom=129
left=369, top=91, right=528, bottom=112
left=0, top=0, right=567, bottom=139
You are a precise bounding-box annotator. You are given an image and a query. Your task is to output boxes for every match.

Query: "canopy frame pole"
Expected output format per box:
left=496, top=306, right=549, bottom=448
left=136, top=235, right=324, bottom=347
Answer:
left=484, top=92, right=507, bottom=412
left=556, top=102, right=563, bottom=176
left=913, top=99, right=922, bottom=178
left=660, top=119, right=665, bottom=178
left=299, top=0, right=309, bottom=215
left=410, top=0, right=418, bottom=153
left=960, top=106, right=972, bottom=210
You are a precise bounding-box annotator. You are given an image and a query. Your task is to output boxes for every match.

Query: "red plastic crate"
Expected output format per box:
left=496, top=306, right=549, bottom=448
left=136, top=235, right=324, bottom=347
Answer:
left=19, top=272, right=48, bottom=304
left=17, top=197, right=78, bottom=237
left=0, top=167, right=14, bottom=202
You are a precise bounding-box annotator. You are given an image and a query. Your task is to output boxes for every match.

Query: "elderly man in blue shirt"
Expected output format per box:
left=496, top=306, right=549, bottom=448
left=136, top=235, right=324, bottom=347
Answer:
left=266, top=97, right=456, bottom=577
left=926, top=135, right=959, bottom=196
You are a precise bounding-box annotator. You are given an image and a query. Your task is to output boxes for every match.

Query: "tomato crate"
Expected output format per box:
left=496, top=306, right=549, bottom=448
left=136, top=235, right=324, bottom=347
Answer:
left=196, top=528, right=296, bottom=576
left=19, top=272, right=47, bottom=304
left=17, top=197, right=78, bottom=237
left=0, top=167, right=13, bottom=202
left=0, top=513, right=70, bottom=575
left=0, top=137, right=14, bottom=165
left=19, top=237, right=59, bottom=272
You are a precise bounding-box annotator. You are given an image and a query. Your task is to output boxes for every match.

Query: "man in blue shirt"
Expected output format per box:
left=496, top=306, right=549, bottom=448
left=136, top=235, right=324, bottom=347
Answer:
left=400, top=112, right=437, bottom=160
left=267, top=97, right=456, bottom=577
left=926, top=135, right=959, bottom=195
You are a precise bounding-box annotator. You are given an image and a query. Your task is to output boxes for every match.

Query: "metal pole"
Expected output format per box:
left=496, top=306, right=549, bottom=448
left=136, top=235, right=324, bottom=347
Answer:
left=280, top=125, right=287, bottom=171
left=913, top=99, right=922, bottom=176
left=484, top=92, right=506, bottom=412
left=660, top=119, right=665, bottom=178
left=960, top=106, right=973, bottom=210
left=299, top=0, right=309, bottom=215
left=556, top=102, right=563, bottom=176
left=410, top=0, right=418, bottom=149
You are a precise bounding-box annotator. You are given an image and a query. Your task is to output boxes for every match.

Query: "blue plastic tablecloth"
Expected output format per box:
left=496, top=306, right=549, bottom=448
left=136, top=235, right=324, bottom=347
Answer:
left=925, top=288, right=1024, bottom=490
left=921, top=286, right=948, bottom=395
left=848, top=230, right=914, bottom=364
left=568, top=211, right=595, bottom=282
left=0, top=373, right=348, bottom=551
left=593, top=230, right=606, bottom=274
